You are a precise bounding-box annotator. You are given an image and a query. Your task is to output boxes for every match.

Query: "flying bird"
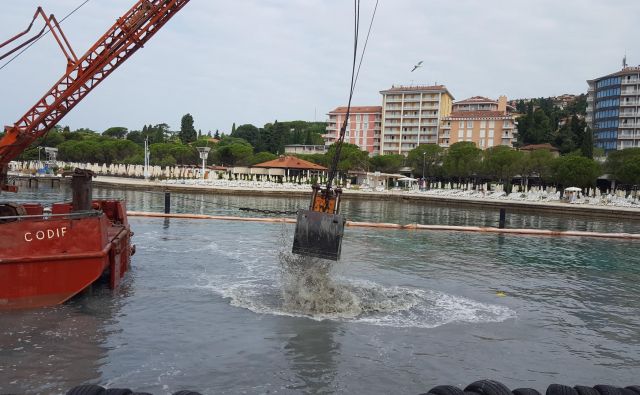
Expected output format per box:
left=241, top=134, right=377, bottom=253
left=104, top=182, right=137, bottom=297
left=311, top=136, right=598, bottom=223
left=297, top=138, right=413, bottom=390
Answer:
left=411, top=61, right=423, bottom=72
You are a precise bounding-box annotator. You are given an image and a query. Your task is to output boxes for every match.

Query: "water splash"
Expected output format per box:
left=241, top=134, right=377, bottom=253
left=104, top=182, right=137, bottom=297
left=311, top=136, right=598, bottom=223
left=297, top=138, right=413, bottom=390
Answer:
left=200, top=226, right=516, bottom=328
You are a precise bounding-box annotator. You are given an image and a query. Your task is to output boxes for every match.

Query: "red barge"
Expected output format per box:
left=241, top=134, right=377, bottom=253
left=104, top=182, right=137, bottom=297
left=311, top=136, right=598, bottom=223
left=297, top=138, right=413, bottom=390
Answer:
left=0, top=171, right=134, bottom=309
left=0, top=1, right=190, bottom=309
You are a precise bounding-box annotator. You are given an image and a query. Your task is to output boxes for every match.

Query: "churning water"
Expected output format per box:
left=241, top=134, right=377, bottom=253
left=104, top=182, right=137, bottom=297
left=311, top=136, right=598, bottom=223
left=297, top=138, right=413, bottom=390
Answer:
left=1, top=184, right=640, bottom=394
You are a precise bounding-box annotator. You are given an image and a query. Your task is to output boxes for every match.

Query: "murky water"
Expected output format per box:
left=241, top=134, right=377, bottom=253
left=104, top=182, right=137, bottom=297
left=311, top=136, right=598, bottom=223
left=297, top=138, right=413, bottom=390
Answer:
left=1, top=184, right=640, bottom=394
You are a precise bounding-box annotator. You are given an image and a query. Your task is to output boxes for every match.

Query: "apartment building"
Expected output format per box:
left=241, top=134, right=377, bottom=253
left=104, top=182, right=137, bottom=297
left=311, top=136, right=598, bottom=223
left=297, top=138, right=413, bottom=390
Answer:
left=439, top=96, right=517, bottom=149
left=324, top=106, right=382, bottom=155
left=586, top=66, right=640, bottom=152
left=379, top=85, right=454, bottom=155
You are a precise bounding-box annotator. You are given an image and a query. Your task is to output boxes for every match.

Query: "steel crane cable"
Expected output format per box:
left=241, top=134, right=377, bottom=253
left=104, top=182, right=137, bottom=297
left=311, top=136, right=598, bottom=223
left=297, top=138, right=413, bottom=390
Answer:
left=325, top=0, right=378, bottom=190
left=0, top=0, right=91, bottom=72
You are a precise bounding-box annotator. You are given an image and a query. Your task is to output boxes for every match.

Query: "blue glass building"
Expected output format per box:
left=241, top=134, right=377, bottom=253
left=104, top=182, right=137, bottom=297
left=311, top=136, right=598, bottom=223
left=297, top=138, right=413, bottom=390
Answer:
left=587, top=66, right=640, bottom=152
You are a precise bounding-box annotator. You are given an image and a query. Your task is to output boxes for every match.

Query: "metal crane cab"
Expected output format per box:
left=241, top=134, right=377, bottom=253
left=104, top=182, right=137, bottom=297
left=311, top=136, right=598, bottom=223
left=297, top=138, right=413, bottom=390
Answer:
left=292, top=184, right=346, bottom=261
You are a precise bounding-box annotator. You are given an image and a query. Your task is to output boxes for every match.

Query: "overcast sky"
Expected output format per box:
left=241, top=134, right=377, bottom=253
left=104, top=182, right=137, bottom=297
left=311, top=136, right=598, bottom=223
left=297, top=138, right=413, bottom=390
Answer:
left=1, top=1, right=638, bottom=134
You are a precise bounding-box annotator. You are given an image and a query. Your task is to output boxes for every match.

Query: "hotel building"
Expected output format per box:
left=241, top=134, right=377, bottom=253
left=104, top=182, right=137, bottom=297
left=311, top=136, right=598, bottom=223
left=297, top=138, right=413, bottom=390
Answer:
left=586, top=66, right=640, bottom=151
left=324, top=106, right=382, bottom=155
left=379, top=85, right=454, bottom=155
left=439, top=96, right=517, bottom=149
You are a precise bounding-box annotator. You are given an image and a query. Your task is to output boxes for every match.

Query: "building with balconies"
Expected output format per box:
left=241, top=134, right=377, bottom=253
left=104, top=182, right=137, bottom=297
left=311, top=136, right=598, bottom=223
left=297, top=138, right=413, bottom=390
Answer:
left=323, top=106, right=382, bottom=155
left=438, top=96, right=517, bottom=149
left=587, top=65, right=640, bottom=152
left=379, top=85, right=454, bottom=155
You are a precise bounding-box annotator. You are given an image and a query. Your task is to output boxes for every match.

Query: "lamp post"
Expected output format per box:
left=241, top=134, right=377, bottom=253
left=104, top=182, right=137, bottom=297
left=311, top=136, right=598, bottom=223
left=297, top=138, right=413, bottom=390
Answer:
left=422, top=151, right=426, bottom=190
left=196, top=146, right=211, bottom=180
left=143, top=137, right=150, bottom=180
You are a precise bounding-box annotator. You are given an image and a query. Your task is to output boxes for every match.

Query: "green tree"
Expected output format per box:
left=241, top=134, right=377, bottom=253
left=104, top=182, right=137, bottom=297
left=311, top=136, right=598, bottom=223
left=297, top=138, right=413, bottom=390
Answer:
left=179, top=114, right=197, bottom=144
left=551, top=155, right=600, bottom=189
left=442, top=142, right=482, bottom=183
left=103, top=127, right=128, bottom=139
left=214, top=136, right=253, bottom=166
left=483, top=146, right=524, bottom=192
left=407, top=144, right=443, bottom=178
left=232, top=124, right=260, bottom=147
left=325, top=143, right=369, bottom=180
left=606, top=148, right=640, bottom=191
left=126, top=130, right=145, bottom=145
left=370, top=154, right=403, bottom=173
left=249, top=151, right=277, bottom=165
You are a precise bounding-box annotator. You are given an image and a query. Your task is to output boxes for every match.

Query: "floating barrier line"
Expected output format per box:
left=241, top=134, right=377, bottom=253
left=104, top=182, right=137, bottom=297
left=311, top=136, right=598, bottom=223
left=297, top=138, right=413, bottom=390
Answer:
left=126, top=211, right=640, bottom=240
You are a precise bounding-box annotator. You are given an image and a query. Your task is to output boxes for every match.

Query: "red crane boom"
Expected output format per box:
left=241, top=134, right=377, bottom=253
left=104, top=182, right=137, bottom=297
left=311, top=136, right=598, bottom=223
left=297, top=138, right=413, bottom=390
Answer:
left=0, top=0, right=190, bottom=191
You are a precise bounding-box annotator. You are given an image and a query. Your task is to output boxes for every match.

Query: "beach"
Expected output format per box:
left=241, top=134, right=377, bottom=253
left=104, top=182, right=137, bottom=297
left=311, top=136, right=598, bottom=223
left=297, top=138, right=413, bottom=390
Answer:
left=81, top=175, right=640, bottom=221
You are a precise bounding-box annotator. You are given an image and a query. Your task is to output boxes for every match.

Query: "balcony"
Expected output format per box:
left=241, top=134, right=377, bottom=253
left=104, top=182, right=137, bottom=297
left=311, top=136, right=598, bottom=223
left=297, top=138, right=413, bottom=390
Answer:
left=622, top=78, right=640, bottom=85
left=620, top=123, right=640, bottom=129
left=618, top=132, right=640, bottom=139
left=621, top=89, right=640, bottom=96
left=621, top=100, right=638, bottom=106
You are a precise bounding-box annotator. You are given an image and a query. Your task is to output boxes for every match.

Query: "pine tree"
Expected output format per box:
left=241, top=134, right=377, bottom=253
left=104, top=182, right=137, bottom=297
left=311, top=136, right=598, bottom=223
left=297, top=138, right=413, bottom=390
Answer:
left=179, top=113, right=197, bottom=143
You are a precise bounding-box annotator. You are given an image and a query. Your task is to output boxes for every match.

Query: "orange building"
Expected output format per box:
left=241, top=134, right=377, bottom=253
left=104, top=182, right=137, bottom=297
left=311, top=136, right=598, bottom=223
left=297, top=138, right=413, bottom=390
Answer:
left=324, top=106, right=382, bottom=155
left=439, top=96, right=517, bottom=149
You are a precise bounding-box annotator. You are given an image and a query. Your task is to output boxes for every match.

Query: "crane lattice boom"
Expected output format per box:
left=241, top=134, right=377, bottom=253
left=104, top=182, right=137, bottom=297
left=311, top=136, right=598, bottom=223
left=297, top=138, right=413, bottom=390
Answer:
left=0, top=0, right=190, bottom=191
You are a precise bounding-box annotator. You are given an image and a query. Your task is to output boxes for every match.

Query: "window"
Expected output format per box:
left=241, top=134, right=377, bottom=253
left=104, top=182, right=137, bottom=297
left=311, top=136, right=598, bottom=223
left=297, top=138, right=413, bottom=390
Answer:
left=467, top=120, right=474, bottom=128
left=467, top=129, right=472, bottom=138
left=459, top=121, right=464, bottom=128
left=480, top=130, right=486, bottom=138
left=480, top=120, right=487, bottom=128
left=489, top=130, right=495, bottom=138
left=458, top=130, right=464, bottom=138
left=480, top=138, right=485, bottom=147
left=489, top=120, right=495, bottom=128
left=488, top=139, right=494, bottom=147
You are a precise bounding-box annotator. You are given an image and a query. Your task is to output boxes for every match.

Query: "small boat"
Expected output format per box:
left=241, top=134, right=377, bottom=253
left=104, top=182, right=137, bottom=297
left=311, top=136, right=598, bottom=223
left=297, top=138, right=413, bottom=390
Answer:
left=0, top=170, right=134, bottom=309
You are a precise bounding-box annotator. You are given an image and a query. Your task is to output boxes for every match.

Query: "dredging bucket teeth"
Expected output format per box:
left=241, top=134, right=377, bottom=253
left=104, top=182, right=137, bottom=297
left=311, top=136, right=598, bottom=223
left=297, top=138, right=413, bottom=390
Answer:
left=292, top=209, right=346, bottom=261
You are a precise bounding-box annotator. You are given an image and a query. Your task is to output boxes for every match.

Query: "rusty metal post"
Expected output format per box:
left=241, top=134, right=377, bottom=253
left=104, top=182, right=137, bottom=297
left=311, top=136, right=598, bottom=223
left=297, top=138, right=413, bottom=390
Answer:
left=71, top=168, right=94, bottom=212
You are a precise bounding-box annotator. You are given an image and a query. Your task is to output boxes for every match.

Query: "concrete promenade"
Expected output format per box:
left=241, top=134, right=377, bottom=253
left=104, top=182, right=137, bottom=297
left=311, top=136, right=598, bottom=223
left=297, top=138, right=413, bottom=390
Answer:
left=85, top=176, right=640, bottom=221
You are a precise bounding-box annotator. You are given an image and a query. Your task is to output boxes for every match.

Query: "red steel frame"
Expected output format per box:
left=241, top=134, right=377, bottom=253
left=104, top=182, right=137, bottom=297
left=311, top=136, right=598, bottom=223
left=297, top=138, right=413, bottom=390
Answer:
left=0, top=0, right=190, bottom=192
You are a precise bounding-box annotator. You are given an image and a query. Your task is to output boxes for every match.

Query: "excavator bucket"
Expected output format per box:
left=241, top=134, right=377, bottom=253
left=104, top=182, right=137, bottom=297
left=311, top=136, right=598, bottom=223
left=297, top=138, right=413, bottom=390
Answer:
left=292, top=185, right=346, bottom=261
left=292, top=210, right=346, bottom=261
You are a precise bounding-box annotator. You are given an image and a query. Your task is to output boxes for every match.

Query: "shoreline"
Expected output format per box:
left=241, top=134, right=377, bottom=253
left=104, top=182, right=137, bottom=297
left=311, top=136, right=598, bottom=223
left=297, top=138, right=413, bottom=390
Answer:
left=81, top=176, right=640, bottom=221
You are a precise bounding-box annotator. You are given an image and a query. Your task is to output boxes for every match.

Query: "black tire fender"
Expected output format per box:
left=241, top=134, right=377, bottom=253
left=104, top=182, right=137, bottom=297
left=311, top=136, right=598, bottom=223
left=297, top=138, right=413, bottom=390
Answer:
left=66, top=385, right=106, bottom=395
left=547, top=384, right=579, bottom=395
left=575, top=386, right=600, bottom=395
left=595, top=385, right=623, bottom=395
left=513, top=388, right=542, bottom=395
left=465, top=380, right=512, bottom=395
left=625, top=387, right=640, bottom=395
left=428, top=385, right=465, bottom=395
left=105, top=389, right=132, bottom=395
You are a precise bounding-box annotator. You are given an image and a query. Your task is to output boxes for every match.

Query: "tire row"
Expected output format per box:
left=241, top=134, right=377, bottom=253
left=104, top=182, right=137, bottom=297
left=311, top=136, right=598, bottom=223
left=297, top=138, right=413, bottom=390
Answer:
left=422, top=380, right=640, bottom=395
left=66, top=385, right=202, bottom=395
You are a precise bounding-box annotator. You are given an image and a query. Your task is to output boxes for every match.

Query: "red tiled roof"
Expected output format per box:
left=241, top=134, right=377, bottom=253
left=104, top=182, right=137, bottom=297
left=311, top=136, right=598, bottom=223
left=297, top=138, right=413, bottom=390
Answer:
left=519, top=143, right=559, bottom=152
left=445, top=111, right=509, bottom=119
left=329, top=106, right=382, bottom=114
left=454, top=96, right=496, bottom=104
left=381, top=85, right=447, bottom=92
left=252, top=155, right=327, bottom=170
